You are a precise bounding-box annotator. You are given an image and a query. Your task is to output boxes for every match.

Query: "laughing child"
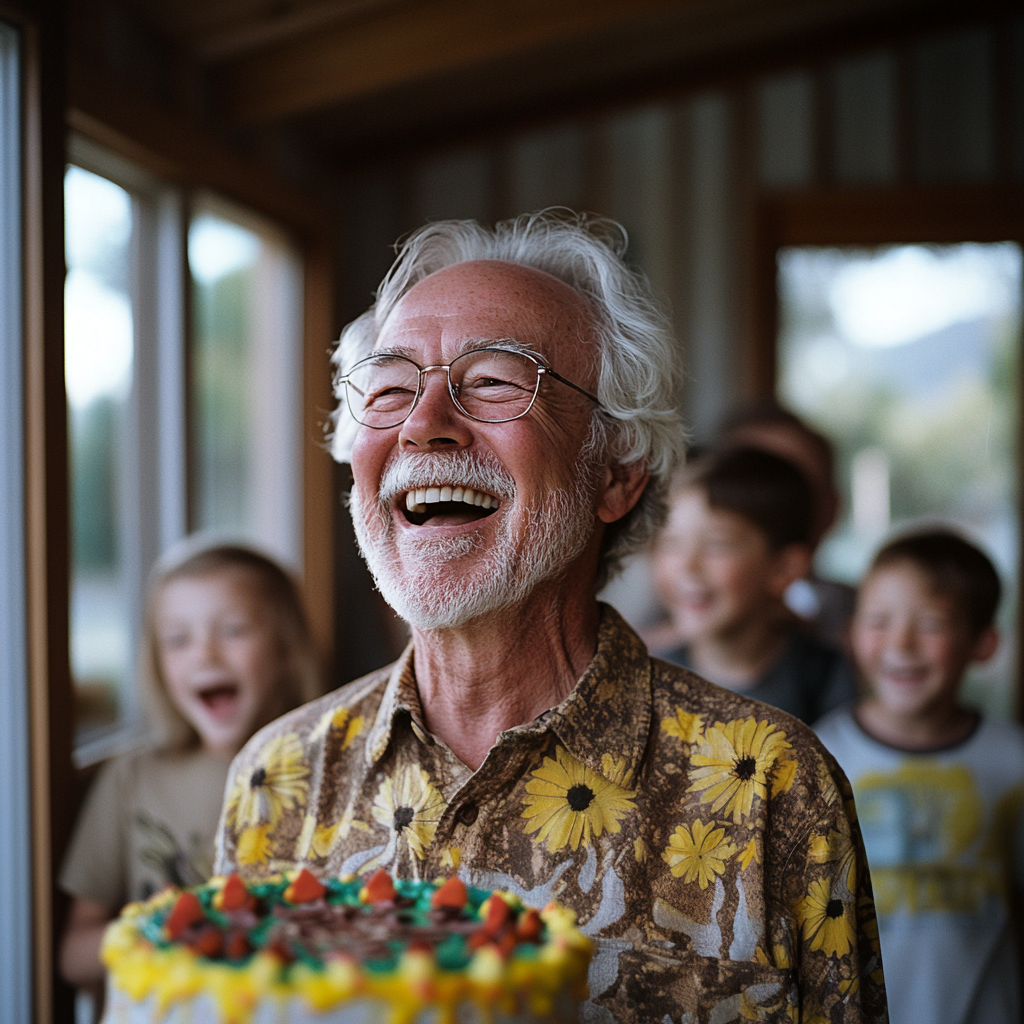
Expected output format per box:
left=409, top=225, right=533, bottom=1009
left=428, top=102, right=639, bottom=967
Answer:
left=652, top=446, right=857, bottom=723
left=816, top=529, right=1024, bottom=1024
left=58, top=539, right=321, bottom=990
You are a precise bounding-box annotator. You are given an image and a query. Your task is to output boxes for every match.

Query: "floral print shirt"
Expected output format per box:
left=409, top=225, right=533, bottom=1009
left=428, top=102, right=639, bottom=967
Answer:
left=215, top=605, right=887, bottom=1023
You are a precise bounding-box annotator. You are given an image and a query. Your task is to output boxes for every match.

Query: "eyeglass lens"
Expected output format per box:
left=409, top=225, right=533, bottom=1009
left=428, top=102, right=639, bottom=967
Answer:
left=345, top=349, right=540, bottom=428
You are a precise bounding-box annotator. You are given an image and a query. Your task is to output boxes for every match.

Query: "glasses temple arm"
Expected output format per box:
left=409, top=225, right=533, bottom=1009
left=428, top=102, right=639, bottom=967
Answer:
left=540, top=366, right=603, bottom=409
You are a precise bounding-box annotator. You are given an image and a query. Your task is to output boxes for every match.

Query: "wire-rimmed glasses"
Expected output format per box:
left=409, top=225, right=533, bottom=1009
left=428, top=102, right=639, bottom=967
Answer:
left=338, top=347, right=601, bottom=429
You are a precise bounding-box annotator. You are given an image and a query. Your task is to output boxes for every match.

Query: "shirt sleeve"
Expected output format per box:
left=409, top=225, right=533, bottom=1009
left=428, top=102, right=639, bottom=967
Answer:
left=779, top=758, right=888, bottom=1022
left=58, top=757, right=131, bottom=911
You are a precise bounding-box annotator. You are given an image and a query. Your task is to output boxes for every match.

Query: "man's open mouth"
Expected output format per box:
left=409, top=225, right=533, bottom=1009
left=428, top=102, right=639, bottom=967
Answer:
left=401, top=485, right=501, bottom=526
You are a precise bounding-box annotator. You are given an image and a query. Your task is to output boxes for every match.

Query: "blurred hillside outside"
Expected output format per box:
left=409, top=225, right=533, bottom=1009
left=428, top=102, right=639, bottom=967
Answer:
left=64, top=166, right=134, bottom=743
left=778, top=242, right=1022, bottom=717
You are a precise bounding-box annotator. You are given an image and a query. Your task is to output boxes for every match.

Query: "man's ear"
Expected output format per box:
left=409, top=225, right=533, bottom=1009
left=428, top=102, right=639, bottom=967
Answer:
left=597, top=462, right=650, bottom=524
left=971, top=626, right=999, bottom=664
left=767, top=543, right=813, bottom=599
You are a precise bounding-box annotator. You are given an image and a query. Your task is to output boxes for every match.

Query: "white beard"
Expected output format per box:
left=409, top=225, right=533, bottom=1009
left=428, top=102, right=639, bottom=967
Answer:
left=350, top=449, right=599, bottom=630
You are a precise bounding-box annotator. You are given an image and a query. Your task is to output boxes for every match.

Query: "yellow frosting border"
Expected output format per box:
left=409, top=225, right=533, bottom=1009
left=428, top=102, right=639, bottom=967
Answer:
left=102, top=880, right=592, bottom=1024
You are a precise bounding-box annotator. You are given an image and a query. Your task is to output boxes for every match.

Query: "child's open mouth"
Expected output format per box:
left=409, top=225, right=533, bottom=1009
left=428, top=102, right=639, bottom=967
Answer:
left=196, top=683, right=240, bottom=718
left=401, top=486, right=501, bottom=527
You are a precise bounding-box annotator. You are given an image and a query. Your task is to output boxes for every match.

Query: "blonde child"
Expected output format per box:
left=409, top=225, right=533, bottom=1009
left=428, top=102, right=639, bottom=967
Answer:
left=652, top=446, right=856, bottom=723
left=816, top=529, right=1023, bottom=1024
left=58, top=539, right=321, bottom=990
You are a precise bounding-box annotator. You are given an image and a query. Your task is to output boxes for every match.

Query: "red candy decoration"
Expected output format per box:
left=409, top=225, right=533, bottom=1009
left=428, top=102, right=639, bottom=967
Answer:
left=188, top=922, right=224, bottom=958
left=482, top=896, right=511, bottom=936
left=430, top=877, right=468, bottom=911
left=362, top=869, right=396, bottom=903
left=284, top=868, right=326, bottom=904
left=225, top=929, right=250, bottom=960
left=516, top=908, right=543, bottom=943
left=217, top=873, right=250, bottom=911
left=165, top=892, right=204, bottom=939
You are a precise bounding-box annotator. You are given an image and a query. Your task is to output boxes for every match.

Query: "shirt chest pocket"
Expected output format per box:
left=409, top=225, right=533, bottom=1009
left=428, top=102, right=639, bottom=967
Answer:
left=591, top=942, right=795, bottom=1024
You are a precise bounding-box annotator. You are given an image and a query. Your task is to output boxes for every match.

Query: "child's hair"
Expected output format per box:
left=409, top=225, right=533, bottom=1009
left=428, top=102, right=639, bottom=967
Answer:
left=676, top=446, right=814, bottom=550
left=868, top=529, right=1002, bottom=637
left=140, top=536, right=322, bottom=751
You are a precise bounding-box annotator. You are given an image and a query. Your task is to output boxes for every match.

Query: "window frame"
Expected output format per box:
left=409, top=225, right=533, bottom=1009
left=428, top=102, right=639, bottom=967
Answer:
left=751, top=182, right=1024, bottom=714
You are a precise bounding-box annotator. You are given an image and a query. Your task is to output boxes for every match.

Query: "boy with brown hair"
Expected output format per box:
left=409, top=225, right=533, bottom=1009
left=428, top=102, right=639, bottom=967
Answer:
left=652, top=445, right=857, bottom=723
left=816, top=528, right=1024, bottom=1024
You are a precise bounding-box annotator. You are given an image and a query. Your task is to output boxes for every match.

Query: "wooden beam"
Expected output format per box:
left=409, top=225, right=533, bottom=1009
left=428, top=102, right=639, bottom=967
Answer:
left=215, top=0, right=925, bottom=125
left=67, top=58, right=328, bottom=240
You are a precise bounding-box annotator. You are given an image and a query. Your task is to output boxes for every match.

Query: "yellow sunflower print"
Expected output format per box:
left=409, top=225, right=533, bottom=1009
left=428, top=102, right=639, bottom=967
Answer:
left=309, top=706, right=365, bottom=747
left=661, top=707, right=704, bottom=744
left=662, top=819, right=735, bottom=889
left=227, top=733, right=309, bottom=829
left=521, top=746, right=637, bottom=853
left=809, top=827, right=856, bottom=893
left=687, top=717, right=792, bottom=823
left=795, top=878, right=856, bottom=957
left=371, top=765, right=446, bottom=859
left=236, top=824, right=273, bottom=867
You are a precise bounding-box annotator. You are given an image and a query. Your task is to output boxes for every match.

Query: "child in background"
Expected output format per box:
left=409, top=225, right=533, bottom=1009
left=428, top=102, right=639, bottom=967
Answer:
left=816, top=530, right=1023, bottom=1024
left=717, top=399, right=855, bottom=650
left=652, top=446, right=857, bottom=723
left=58, top=539, right=321, bottom=992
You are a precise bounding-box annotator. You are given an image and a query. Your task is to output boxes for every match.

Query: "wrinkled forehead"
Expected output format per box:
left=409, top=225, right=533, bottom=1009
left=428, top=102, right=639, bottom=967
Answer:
left=376, top=260, right=597, bottom=366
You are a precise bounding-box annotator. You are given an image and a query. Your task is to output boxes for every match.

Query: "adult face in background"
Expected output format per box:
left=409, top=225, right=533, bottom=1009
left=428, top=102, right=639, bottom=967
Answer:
left=348, top=259, right=642, bottom=630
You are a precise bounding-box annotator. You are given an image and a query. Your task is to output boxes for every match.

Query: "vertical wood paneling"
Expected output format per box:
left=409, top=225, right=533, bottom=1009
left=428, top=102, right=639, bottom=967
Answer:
left=756, top=71, right=815, bottom=188
left=830, top=51, right=898, bottom=184
left=913, top=26, right=995, bottom=181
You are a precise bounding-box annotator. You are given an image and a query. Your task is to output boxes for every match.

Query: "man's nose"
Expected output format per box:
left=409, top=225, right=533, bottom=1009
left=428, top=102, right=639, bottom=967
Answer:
left=398, top=369, right=474, bottom=450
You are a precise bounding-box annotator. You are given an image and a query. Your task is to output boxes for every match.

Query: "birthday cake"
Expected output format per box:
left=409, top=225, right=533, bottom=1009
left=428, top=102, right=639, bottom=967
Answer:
left=100, top=868, right=592, bottom=1024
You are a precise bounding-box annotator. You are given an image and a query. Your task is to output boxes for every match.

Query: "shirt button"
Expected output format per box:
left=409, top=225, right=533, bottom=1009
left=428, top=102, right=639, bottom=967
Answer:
left=455, top=803, right=479, bottom=826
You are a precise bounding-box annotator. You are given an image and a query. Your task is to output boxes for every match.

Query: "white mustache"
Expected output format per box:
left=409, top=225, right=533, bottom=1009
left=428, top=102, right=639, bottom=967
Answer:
left=377, top=451, right=516, bottom=508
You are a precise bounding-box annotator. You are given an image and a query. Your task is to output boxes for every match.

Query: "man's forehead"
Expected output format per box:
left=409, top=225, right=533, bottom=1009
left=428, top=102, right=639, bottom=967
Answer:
left=375, top=260, right=592, bottom=351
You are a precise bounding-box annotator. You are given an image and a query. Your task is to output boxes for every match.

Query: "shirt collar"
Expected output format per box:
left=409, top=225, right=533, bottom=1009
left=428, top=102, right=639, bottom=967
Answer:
left=538, top=603, right=653, bottom=787
left=363, top=604, right=654, bottom=786
left=365, top=641, right=424, bottom=765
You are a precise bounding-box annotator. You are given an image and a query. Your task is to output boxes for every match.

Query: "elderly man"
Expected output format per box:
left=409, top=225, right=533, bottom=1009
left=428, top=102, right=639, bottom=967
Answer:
left=216, top=212, right=886, bottom=1023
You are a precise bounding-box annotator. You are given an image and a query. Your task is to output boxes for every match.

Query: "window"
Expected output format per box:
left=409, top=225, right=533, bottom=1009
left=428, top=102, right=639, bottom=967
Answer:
left=64, top=148, right=306, bottom=759
left=778, top=242, right=1022, bottom=715
left=189, top=199, right=303, bottom=566
left=64, top=166, right=136, bottom=746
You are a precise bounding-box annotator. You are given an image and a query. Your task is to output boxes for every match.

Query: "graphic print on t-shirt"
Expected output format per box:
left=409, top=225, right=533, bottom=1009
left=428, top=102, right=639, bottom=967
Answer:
left=854, top=762, right=1015, bottom=917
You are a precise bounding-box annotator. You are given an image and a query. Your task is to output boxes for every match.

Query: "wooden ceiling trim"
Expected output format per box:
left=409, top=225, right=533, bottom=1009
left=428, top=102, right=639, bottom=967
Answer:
left=67, top=56, right=329, bottom=237
left=214, top=0, right=735, bottom=124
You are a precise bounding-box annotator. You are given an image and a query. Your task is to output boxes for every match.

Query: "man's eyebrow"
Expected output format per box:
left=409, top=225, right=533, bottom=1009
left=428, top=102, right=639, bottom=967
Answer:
left=372, top=337, right=546, bottom=361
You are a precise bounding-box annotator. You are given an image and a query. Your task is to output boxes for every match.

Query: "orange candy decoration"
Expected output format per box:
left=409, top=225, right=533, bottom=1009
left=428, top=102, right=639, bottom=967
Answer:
left=284, top=867, right=327, bottom=904
left=362, top=869, right=397, bottom=903
left=430, top=877, right=468, bottom=911
left=165, top=892, right=204, bottom=939
left=515, top=908, right=543, bottom=943
left=482, top=895, right=511, bottom=936
left=215, top=873, right=250, bottom=911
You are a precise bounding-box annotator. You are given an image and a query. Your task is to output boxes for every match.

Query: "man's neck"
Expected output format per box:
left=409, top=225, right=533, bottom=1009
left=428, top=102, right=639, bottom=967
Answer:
left=410, top=589, right=601, bottom=770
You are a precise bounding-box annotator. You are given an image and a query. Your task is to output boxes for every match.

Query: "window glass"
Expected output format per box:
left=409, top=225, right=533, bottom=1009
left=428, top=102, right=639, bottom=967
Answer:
left=189, top=205, right=302, bottom=568
left=778, top=242, right=1022, bottom=716
left=64, top=166, right=135, bottom=744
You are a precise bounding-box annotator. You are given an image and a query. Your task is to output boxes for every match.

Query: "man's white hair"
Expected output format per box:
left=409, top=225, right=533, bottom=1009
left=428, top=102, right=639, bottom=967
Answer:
left=330, top=208, right=686, bottom=581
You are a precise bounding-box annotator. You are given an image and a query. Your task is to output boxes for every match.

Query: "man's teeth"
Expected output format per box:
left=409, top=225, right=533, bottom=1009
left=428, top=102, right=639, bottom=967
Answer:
left=404, top=487, right=498, bottom=514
